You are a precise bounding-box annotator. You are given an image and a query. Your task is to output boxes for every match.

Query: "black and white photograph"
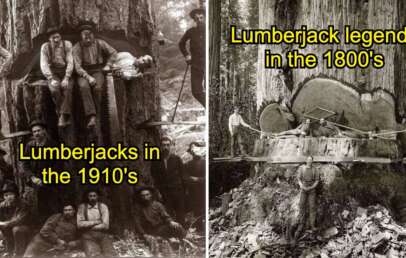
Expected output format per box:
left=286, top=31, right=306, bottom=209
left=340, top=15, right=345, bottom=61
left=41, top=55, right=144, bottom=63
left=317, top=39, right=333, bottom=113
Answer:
left=209, top=0, right=406, bottom=257
left=0, top=0, right=206, bottom=257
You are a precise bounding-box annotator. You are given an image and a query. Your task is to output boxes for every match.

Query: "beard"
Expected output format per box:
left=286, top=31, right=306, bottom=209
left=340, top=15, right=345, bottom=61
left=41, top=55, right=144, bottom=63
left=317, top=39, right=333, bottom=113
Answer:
left=162, top=149, right=170, bottom=156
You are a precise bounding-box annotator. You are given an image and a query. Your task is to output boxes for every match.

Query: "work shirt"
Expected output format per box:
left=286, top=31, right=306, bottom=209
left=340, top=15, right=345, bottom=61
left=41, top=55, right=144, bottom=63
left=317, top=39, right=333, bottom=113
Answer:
left=0, top=46, right=12, bottom=77
left=151, top=154, right=185, bottom=191
left=77, top=202, right=109, bottom=231
left=40, top=41, right=74, bottom=80
left=229, top=113, right=250, bottom=134
left=133, top=201, right=173, bottom=235
left=73, top=39, right=117, bottom=78
left=297, top=165, right=319, bottom=187
left=40, top=213, right=78, bottom=244
left=179, top=26, right=205, bottom=66
left=0, top=199, right=30, bottom=227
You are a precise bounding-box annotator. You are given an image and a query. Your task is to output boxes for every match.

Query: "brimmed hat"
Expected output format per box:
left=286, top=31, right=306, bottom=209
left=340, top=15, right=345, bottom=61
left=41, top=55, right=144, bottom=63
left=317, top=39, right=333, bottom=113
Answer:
left=77, top=21, right=95, bottom=33
left=189, top=8, right=205, bottom=19
left=46, top=27, right=61, bottom=37
left=2, top=183, right=19, bottom=195
left=29, top=120, right=47, bottom=130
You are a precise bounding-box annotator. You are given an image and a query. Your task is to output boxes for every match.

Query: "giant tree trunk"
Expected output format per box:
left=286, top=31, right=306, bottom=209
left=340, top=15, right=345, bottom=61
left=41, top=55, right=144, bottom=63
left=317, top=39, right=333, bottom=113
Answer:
left=209, top=0, right=221, bottom=157
left=257, top=0, right=406, bottom=121
left=0, top=0, right=159, bottom=232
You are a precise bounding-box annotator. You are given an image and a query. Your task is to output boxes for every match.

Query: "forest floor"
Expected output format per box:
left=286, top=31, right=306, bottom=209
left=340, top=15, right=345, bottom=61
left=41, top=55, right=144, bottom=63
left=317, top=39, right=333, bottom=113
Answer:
left=209, top=168, right=406, bottom=258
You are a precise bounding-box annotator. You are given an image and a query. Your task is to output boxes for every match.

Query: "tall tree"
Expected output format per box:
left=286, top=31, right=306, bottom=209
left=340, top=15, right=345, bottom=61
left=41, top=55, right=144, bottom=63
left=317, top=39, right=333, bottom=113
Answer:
left=0, top=0, right=159, bottom=231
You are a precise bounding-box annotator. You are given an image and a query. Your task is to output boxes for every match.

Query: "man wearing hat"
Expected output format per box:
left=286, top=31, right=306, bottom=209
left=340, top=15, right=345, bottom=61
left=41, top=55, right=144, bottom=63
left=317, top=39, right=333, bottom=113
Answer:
left=0, top=182, right=31, bottom=256
left=133, top=186, right=186, bottom=244
left=40, top=27, right=74, bottom=128
left=24, top=202, right=80, bottom=257
left=73, top=21, right=118, bottom=130
left=20, top=120, right=60, bottom=223
left=151, top=136, right=186, bottom=225
left=77, top=188, right=115, bottom=257
left=184, top=141, right=205, bottom=231
left=179, top=8, right=206, bottom=107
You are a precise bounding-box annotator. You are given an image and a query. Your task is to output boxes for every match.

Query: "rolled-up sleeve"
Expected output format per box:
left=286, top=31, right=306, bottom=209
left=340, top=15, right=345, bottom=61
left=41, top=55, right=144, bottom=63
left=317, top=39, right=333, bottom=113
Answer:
left=92, top=203, right=109, bottom=230
left=77, top=204, right=95, bottom=229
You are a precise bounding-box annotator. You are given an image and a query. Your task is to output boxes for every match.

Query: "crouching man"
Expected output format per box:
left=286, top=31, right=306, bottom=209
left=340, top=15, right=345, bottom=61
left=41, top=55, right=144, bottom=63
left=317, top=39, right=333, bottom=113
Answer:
left=77, top=188, right=115, bottom=257
left=134, top=186, right=186, bottom=244
left=23, top=203, right=80, bottom=257
left=0, top=183, right=30, bottom=256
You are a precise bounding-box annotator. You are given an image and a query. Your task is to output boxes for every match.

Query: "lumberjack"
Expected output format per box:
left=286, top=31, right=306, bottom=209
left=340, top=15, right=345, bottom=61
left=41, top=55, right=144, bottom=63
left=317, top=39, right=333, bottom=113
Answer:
left=295, top=156, right=320, bottom=239
left=179, top=8, right=206, bottom=107
left=133, top=186, right=186, bottom=244
left=73, top=21, right=117, bottom=130
left=40, top=27, right=74, bottom=128
left=228, top=106, right=254, bottom=157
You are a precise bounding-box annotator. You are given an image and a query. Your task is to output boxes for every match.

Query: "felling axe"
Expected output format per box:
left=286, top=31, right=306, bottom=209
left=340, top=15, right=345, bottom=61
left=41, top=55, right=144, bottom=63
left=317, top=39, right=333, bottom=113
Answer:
left=0, top=131, right=31, bottom=141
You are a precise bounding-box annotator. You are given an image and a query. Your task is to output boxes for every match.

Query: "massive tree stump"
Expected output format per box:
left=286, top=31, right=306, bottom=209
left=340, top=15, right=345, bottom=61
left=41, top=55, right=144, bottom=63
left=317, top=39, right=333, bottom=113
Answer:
left=0, top=0, right=160, bottom=231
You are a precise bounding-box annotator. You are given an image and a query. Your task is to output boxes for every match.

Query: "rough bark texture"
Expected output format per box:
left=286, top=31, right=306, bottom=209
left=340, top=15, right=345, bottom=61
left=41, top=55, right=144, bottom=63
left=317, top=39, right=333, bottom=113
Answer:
left=257, top=0, right=406, bottom=121
left=0, top=0, right=159, bottom=231
left=209, top=0, right=221, bottom=158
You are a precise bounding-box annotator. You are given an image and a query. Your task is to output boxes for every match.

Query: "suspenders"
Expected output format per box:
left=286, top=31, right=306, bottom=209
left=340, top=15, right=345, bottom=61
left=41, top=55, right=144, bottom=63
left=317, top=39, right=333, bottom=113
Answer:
left=84, top=202, right=102, bottom=221
left=47, top=41, right=67, bottom=66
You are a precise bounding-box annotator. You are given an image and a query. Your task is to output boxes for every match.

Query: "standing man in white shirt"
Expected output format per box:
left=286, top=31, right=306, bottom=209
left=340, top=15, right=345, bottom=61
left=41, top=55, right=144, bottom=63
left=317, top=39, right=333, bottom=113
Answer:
left=228, top=107, right=253, bottom=157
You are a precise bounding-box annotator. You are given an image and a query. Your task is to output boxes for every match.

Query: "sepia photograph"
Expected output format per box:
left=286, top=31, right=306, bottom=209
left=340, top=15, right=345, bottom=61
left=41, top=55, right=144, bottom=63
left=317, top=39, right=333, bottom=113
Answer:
left=0, top=0, right=206, bottom=257
left=209, top=0, right=406, bottom=257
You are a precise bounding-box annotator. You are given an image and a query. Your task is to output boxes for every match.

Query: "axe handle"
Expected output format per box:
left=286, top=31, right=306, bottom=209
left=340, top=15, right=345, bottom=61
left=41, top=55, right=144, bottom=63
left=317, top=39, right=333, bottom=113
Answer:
left=172, top=64, right=189, bottom=122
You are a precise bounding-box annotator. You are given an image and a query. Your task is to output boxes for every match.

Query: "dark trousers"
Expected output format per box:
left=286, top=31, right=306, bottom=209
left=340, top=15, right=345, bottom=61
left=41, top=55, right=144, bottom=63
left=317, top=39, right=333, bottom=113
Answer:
left=161, top=188, right=186, bottom=225
left=38, top=186, right=61, bottom=224
left=230, top=127, right=245, bottom=156
left=48, top=73, right=73, bottom=116
left=190, top=65, right=205, bottom=107
left=1, top=225, right=30, bottom=255
left=81, top=231, right=115, bottom=257
left=298, top=189, right=316, bottom=229
left=77, top=72, right=105, bottom=117
left=23, top=234, right=53, bottom=257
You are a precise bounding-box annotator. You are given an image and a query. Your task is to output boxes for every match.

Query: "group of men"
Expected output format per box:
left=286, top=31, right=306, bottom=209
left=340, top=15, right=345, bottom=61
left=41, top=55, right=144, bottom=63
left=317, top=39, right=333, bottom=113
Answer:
left=39, top=21, right=118, bottom=129
left=150, top=136, right=206, bottom=232
left=228, top=105, right=355, bottom=156
left=0, top=182, right=113, bottom=257
left=0, top=124, right=205, bottom=257
left=39, top=6, right=205, bottom=133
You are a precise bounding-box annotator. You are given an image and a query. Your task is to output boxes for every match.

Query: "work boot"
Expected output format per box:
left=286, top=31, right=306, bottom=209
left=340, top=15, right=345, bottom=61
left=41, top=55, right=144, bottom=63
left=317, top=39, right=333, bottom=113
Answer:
left=87, top=115, right=97, bottom=128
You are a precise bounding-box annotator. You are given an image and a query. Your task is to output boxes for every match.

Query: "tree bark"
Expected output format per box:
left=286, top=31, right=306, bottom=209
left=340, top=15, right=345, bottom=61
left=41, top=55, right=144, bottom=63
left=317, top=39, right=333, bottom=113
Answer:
left=257, top=0, right=406, bottom=120
left=0, top=0, right=159, bottom=231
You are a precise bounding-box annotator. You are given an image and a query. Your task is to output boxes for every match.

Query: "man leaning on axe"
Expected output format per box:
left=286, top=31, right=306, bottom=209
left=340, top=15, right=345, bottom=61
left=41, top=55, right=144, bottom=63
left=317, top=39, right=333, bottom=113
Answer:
left=179, top=8, right=206, bottom=107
